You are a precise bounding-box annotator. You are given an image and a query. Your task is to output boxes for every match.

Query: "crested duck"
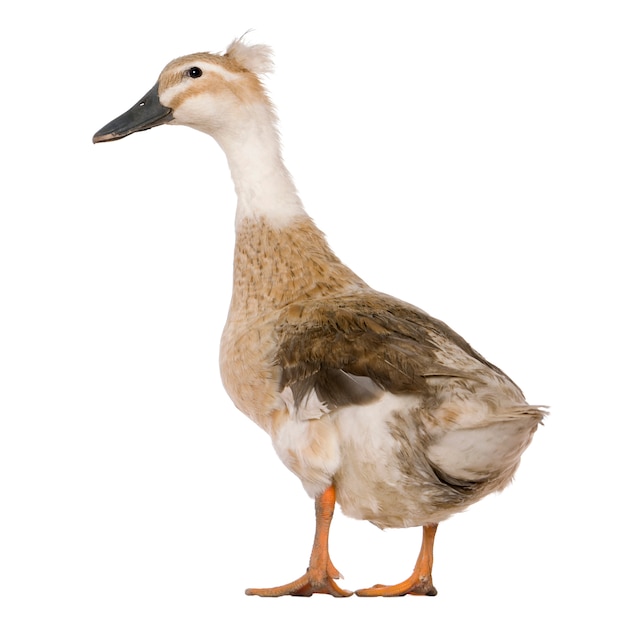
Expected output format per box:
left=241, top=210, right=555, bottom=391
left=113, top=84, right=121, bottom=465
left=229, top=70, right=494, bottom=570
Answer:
left=93, top=38, right=545, bottom=597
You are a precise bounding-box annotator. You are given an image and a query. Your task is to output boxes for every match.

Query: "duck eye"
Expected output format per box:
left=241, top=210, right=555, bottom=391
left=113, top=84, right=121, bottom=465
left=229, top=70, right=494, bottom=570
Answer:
left=187, top=67, right=203, bottom=78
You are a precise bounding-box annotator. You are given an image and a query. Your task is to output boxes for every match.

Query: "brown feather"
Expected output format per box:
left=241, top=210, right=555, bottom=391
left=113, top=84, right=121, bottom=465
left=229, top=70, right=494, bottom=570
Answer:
left=275, top=292, right=514, bottom=412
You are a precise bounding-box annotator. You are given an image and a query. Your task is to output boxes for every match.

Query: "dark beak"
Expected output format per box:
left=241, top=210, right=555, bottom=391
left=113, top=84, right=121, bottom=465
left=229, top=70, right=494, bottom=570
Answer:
left=93, top=83, right=174, bottom=143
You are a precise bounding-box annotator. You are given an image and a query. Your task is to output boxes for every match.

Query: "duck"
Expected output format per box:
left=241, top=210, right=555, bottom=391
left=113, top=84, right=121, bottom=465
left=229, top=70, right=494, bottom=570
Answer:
left=93, top=37, right=546, bottom=597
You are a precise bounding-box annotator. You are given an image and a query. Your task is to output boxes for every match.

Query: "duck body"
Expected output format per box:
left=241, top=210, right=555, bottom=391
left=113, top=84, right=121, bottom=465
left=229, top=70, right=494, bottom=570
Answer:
left=94, top=38, right=545, bottom=596
left=220, top=215, right=541, bottom=530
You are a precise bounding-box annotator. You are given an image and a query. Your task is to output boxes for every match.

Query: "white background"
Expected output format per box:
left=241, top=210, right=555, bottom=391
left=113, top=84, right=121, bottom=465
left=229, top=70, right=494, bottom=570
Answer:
left=1, top=1, right=624, bottom=615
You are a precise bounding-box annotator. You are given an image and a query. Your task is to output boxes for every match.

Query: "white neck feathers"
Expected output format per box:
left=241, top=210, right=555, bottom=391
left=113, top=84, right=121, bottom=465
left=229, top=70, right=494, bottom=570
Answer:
left=212, top=102, right=306, bottom=227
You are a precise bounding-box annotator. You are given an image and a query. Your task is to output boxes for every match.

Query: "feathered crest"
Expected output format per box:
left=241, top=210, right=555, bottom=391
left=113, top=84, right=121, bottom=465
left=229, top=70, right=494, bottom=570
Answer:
left=225, top=34, right=274, bottom=75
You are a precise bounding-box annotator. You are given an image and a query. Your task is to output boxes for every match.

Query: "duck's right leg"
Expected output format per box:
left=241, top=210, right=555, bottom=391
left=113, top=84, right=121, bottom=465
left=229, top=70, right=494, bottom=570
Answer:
left=245, top=484, right=352, bottom=597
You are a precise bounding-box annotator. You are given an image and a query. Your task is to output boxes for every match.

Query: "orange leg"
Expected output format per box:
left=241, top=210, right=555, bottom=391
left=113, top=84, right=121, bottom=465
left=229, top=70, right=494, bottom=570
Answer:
left=355, top=524, right=438, bottom=597
left=245, top=485, right=352, bottom=597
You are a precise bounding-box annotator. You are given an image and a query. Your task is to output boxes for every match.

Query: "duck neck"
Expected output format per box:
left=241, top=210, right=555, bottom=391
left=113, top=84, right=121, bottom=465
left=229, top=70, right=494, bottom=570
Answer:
left=229, top=216, right=366, bottom=319
left=214, top=103, right=367, bottom=319
left=213, top=104, right=306, bottom=227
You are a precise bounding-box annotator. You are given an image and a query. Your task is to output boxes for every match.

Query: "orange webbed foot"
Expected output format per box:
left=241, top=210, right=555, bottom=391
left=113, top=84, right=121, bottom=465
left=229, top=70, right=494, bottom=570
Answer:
left=246, top=567, right=352, bottom=597
left=356, top=523, right=439, bottom=598
left=355, top=576, right=437, bottom=597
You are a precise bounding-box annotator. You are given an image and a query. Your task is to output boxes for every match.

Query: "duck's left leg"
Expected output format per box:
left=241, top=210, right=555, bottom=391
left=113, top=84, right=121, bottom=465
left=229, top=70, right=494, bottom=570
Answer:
left=355, top=524, right=439, bottom=597
left=245, top=485, right=352, bottom=597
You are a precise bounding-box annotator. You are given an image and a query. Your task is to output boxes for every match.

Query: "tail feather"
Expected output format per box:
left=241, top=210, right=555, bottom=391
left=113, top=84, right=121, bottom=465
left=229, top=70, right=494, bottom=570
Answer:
left=427, top=405, right=546, bottom=484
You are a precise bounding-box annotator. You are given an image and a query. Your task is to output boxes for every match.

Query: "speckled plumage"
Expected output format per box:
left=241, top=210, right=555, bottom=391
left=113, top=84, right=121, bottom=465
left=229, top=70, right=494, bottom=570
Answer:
left=219, top=213, right=544, bottom=527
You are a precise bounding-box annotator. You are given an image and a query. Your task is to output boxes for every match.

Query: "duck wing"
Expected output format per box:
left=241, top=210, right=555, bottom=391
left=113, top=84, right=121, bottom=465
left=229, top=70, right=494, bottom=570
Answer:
left=275, top=291, right=514, bottom=417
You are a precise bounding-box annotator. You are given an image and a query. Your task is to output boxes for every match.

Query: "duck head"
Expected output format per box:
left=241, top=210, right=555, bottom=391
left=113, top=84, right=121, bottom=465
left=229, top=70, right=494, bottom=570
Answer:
left=93, top=38, right=274, bottom=143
